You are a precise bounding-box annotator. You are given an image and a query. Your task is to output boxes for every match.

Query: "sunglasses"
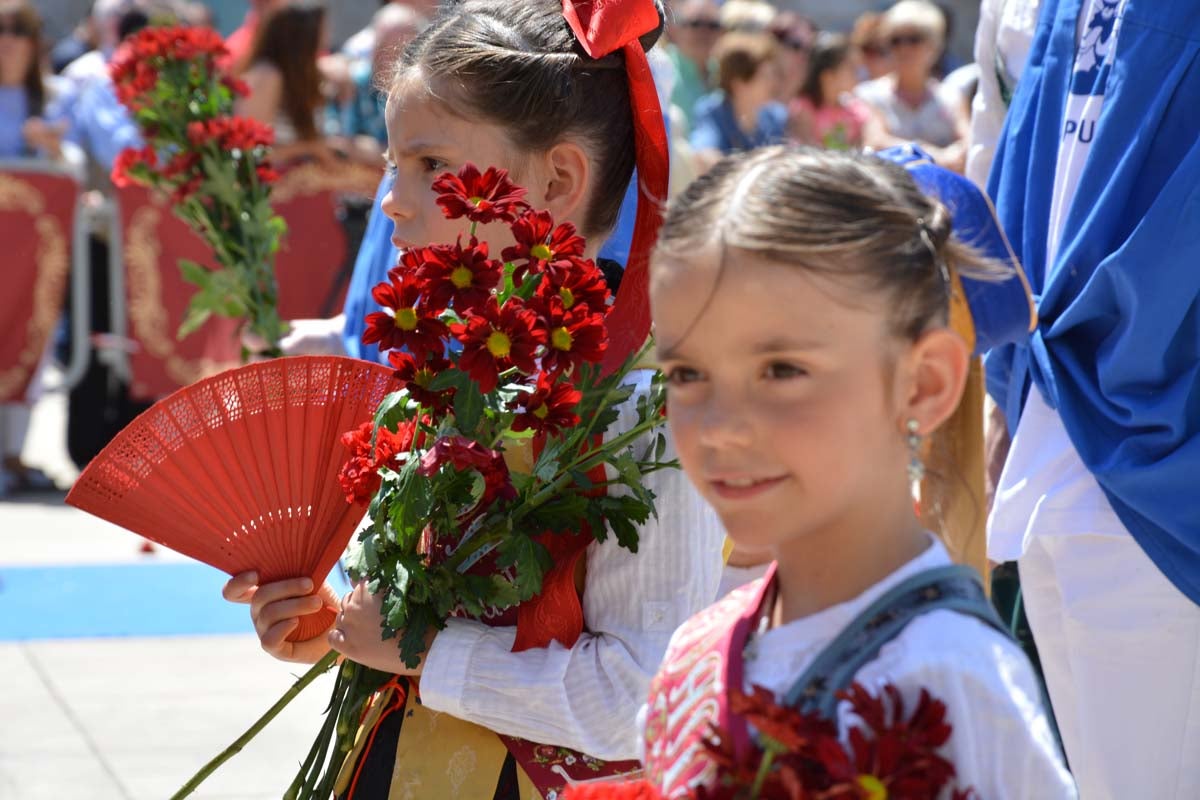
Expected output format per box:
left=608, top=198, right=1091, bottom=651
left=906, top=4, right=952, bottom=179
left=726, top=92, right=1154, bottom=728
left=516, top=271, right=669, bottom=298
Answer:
left=773, top=32, right=811, bottom=52
left=888, top=32, right=928, bottom=48
left=681, top=19, right=722, bottom=32
left=0, top=18, right=33, bottom=37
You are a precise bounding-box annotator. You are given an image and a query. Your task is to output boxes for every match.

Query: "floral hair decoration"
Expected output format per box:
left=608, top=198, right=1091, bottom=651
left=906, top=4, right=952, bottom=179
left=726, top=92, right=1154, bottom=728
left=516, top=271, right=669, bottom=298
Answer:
left=561, top=0, right=670, bottom=374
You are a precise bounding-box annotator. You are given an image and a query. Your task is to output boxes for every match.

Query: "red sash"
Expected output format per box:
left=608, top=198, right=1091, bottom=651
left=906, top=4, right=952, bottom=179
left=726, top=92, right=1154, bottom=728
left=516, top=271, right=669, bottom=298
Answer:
left=642, top=565, right=777, bottom=797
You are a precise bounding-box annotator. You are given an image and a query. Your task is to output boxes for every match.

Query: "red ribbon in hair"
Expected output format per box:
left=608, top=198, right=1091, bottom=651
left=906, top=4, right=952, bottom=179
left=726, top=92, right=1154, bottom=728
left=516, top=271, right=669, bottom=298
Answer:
left=561, top=0, right=669, bottom=373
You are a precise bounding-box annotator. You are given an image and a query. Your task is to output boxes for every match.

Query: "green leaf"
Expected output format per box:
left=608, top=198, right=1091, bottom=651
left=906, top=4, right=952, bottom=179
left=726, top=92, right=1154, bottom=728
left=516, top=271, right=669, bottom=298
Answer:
left=177, top=303, right=212, bottom=339
left=373, top=391, right=409, bottom=431
left=178, top=259, right=212, bottom=289
left=427, top=368, right=468, bottom=393
left=453, top=381, right=485, bottom=432
left=496, top=536, right=551, bottom=600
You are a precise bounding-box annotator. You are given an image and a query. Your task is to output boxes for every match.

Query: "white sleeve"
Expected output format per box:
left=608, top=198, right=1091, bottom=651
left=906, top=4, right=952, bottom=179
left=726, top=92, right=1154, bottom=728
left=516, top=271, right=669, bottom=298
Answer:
left=966, top=0, right=1005, bottom=188
left=850, top=612, right=1078, bottom=799
left=419, top=372, right=727, bottom=760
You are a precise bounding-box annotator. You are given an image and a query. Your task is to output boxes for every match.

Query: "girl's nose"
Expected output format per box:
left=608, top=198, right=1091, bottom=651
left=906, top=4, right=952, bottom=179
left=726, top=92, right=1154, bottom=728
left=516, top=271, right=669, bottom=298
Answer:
left=379, top=175, right=414, bottom=225
left=696, top=393, right=754, bottom=451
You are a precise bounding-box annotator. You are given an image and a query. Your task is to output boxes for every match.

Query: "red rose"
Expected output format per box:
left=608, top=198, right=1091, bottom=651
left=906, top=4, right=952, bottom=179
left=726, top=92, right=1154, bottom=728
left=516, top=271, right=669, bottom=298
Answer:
left=432, top=163, right=528, bottom=224
left=537, top=297, right=607, bottom=377
left=501, top=210, right=587, bottom=286
left=510, top=374, right=582, bottom=437
left=362, top=270, right=449, bottom=359
left=450, top=297, right=545, bottom=393
left=413, top=239, right=502, bottom=313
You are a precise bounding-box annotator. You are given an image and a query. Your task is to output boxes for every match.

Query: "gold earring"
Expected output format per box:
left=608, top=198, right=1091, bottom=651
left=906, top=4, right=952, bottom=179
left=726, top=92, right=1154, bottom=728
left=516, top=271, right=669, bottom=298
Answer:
left=906, top=418, right=925, bottom=484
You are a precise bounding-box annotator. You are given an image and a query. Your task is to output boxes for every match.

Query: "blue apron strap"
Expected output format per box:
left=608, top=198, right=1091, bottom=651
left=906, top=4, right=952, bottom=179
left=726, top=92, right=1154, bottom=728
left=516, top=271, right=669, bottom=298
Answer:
left=782, top=565, right=1008, bottom=719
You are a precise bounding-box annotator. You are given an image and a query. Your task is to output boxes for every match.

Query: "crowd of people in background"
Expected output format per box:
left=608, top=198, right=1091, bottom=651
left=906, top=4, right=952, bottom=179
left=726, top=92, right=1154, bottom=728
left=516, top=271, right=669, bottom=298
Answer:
left=0, top=0, right=973, bottom=496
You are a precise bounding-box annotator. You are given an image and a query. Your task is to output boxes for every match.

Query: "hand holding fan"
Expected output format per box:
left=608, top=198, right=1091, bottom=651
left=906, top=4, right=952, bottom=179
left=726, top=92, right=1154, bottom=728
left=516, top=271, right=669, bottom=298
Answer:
left=67, top=356, right=402, bottom=641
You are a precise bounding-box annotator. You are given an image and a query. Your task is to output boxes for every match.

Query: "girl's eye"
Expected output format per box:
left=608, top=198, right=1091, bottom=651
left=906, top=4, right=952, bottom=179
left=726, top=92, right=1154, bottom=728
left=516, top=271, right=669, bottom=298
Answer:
left=664, top=366, right=704, bottom=385
left=764, top=362, right=807, bottom=380
left=421, top=156, right=448, bottom=174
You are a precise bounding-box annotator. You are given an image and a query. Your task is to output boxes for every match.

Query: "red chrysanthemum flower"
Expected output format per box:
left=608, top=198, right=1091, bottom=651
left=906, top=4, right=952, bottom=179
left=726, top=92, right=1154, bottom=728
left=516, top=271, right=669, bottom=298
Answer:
left=388, top=351, right=453, bottom=412
left=537, top=297, right=608, bottom=377
left=450, top=298, right=545, bottom=393
left=501, top=209, right=587, bottom=286
left=337, top=420, right=419, bottom=505
left=417, top=436, right=517, bottom=506
left=534, top=256, right=611, bottom=317
left=111, top=145, right=158, bottom=188
left=414, top=239, right=502, bottom=313
left=510, top=374, right=582, bottom=437
left=362, top=270, right=449, bottom=358
left=432, top=163, right=528, bottom=224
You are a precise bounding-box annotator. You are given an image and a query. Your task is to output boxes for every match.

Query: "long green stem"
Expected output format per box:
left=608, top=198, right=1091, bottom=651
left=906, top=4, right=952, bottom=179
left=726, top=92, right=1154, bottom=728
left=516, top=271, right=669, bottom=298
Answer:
left=170, top=650, right=339, bottom=800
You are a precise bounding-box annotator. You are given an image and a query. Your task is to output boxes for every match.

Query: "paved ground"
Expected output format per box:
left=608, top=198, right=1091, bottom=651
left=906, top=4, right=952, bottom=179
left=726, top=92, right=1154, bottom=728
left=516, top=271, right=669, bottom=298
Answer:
left=0, top=378, right=339, bottom=800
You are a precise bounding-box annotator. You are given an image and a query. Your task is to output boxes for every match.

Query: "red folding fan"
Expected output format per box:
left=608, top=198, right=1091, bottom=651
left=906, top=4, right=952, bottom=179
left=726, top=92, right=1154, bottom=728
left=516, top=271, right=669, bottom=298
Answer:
left=67, top=356, right=402, bottom=641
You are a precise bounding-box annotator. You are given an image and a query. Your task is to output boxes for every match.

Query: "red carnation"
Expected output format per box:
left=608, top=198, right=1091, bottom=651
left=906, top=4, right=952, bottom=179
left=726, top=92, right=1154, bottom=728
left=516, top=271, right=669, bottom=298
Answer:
left=502, top=210, right=588, bottom=286
left=537, top=297, right=608, bottom=377
left=362, top=270, right=449, bottom=359
left=337, top=420, right=419, bottom=505
left=510, top=374, right=582, bottom=437
left=414, top=239, right=502, bottom=313
left=388, top=351, right=453, bottom=412
left=534, top=256, right=611, bottom=316
left=111, top=145, right=157, bottom=188
left=433, top=163, right=528, bottom=224
left=451, top=298, right=545, bottom=393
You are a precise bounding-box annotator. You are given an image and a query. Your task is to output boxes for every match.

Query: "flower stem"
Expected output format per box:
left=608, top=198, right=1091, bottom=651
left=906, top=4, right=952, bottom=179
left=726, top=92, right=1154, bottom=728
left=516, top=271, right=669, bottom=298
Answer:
left=170, top=650, right=339, bottom=800
left=750, top=742, right=781, bottom=799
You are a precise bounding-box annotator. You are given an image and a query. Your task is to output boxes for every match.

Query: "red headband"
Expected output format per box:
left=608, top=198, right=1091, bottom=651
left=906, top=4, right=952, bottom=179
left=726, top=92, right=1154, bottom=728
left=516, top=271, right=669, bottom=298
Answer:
left=561, top=0, right=669, bottom=374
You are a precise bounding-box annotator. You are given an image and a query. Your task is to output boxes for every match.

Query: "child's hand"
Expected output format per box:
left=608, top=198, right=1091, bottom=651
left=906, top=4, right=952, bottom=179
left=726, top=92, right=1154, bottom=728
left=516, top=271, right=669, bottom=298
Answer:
left=222, top=572, right=339, bottom=664
left=328, top=581, right=434, bottom=676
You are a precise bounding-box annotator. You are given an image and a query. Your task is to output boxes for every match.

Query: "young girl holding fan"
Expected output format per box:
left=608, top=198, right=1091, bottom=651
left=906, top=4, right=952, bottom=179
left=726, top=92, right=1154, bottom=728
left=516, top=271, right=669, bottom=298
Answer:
left=641, top=147, right=1075, bottom=798
left=223, top=1, right=727, bottom=798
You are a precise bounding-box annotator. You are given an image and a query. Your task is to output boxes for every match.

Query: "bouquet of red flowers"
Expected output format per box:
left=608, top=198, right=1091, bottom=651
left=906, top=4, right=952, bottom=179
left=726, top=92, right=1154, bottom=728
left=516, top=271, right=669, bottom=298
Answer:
left=108, top=25, right=286, bottom=354
left=171, top=163, right=673, bottom=799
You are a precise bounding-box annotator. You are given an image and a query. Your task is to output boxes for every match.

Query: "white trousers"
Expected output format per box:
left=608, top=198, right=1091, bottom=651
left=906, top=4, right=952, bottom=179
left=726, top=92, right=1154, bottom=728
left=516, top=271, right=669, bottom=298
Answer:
left=1020, top=526, right=1200, bottom=800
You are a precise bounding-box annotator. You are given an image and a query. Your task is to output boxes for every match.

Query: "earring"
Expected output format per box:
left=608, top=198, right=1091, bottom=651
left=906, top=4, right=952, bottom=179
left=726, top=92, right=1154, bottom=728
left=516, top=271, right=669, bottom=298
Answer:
left=906, top=418, right=925, bottom=484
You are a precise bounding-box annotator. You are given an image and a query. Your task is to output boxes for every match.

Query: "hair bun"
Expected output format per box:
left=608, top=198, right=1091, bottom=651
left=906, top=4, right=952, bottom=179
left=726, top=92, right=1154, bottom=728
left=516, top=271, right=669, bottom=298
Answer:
left=925, top=202, right=953, bottom=250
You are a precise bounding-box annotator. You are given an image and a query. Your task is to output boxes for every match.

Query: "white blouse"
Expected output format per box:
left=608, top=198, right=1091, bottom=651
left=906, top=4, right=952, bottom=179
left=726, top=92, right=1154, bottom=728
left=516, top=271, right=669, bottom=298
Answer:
left=744, top=539, right=1077, bottom=799
left=420, top=370, right=727, bottom=760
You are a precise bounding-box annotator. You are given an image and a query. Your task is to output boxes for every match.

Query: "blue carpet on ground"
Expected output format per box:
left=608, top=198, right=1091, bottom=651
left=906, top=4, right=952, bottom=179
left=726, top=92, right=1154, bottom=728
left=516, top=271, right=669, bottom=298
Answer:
left=0, top=562, right=353, bottom=641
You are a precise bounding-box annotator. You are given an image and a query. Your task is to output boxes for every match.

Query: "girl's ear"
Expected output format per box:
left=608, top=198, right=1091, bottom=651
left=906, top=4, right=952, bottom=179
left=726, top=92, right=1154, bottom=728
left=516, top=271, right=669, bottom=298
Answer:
left=896, top=328, right=970, bottom=436
left=535, top=140, right=592, bottom=228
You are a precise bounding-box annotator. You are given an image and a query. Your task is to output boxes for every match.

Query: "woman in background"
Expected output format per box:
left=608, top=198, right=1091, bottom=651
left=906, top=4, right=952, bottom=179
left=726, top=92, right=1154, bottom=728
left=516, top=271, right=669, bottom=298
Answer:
left=855, top=0, right=966, bottom=172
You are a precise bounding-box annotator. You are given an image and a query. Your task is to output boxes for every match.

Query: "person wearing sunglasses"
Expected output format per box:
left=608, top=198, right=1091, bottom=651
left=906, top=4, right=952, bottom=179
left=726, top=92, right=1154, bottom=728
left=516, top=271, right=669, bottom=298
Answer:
left=855, top=0, right=967, bottom=172
left=768, top=10, right=815, bottom=105
left=664, top=0, right=721, bottom=133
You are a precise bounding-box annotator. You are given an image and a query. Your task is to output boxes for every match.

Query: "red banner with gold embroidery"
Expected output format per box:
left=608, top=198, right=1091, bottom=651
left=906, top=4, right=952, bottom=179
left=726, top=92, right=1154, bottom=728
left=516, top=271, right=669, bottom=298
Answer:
left=119, top=162, right=381, bottom=400
left=0, top=166, right=77, bottom=403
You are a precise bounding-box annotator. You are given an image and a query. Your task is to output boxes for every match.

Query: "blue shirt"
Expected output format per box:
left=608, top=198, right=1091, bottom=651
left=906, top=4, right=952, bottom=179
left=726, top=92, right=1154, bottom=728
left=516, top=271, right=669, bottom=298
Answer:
left=0, top=78, right=76, bottom=159
left=689, top=91, right=787, bottom=154
left=987, top=0, right=1200, bottom=603
left=67, top=78, right=142, bottom=171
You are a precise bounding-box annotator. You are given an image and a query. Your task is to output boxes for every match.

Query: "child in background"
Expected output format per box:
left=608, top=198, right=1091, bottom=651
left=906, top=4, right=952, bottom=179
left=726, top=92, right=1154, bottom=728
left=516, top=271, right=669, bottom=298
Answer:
left=641, top=147, right=1075, bottom=798
left=788, top=33, right=870, bottom=151
left=222, top=1, right=726, bottom=798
